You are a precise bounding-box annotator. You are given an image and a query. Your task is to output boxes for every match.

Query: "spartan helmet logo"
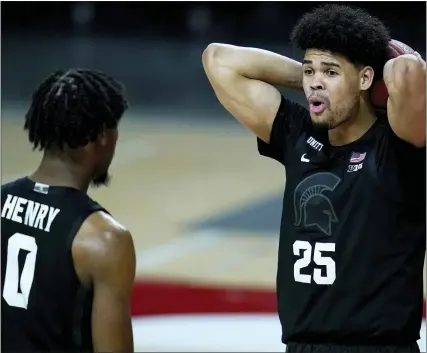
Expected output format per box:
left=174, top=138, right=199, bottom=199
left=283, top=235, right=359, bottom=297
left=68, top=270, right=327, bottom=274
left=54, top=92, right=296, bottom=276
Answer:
left=293, top=172, right=341, bottom=236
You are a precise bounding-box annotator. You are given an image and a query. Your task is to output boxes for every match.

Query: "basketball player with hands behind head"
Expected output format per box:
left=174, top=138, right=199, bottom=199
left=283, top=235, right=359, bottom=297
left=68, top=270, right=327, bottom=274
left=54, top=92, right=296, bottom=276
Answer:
left=203, top=4, right=425, bottom=353
left=1, top=69, right=136, bottom=352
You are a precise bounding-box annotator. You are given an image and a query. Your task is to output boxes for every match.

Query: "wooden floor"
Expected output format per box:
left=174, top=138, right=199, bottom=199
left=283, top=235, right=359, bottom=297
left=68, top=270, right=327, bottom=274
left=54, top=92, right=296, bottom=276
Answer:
left=1, top=110, right=285, bottom=290
left=2, top=109, right=425, bottom=295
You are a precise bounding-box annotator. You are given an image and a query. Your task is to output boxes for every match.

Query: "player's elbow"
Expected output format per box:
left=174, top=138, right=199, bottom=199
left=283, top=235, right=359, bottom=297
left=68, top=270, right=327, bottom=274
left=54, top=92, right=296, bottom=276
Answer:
left=203, top=43, right=225, bottom=74
left=202, top=43, right=221, bottom=61
left=202, top=44, right=238, bottom=104
left=202, top=43, right=239, bottom=74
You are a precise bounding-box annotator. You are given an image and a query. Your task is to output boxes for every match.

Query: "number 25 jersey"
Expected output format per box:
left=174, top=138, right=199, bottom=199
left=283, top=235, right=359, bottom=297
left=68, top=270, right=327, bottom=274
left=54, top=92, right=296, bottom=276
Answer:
left=257, top=96, right=426, bottom=345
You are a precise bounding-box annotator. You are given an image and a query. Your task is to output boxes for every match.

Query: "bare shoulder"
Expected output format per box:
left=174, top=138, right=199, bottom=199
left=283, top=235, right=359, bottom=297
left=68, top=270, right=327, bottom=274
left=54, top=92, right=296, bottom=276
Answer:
left=72, top=212, right=136, bottom=351
left=72, top=211, right=136, bottom=286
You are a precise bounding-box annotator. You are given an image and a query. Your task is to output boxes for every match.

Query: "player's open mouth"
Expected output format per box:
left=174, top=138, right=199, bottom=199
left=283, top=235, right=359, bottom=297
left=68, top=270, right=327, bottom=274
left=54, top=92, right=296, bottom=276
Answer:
left=309, top=97, right=326, bottom=113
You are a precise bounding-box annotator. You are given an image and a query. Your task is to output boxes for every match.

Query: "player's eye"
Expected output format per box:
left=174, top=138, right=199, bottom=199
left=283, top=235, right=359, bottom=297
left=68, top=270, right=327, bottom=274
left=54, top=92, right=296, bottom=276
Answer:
left=303, top=68, right=314, bottom=75
left=326, top=70, right=338, bottom=76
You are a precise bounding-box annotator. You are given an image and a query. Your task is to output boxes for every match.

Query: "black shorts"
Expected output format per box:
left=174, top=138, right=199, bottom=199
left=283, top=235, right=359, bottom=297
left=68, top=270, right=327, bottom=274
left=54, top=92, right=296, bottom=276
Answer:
left=285, top=342, right=420, bottom=353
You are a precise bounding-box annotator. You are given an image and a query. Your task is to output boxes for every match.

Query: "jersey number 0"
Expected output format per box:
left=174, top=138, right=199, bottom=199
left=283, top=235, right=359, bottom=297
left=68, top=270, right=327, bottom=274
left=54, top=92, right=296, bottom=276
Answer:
left=3, top=233, right=38, bottom=309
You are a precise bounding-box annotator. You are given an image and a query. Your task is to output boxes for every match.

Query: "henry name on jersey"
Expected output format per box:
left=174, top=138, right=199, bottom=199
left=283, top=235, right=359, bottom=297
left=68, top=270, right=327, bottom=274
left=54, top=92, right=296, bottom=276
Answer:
left=1, top=194, right=60, bottom=233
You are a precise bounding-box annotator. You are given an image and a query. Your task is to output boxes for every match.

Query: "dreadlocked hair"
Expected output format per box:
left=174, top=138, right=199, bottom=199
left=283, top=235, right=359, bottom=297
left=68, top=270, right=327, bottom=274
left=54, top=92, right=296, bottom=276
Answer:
left=290, top=4, right=391, bottom=81
left=24, top=68, right=129, bottom=151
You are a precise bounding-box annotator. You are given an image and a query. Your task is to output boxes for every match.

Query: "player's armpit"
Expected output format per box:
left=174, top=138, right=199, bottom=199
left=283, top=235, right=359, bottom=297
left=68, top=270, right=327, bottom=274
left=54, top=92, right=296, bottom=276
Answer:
left=384, top=54, right=426, bottom=148
left=73, top=212, right=136, bottom=353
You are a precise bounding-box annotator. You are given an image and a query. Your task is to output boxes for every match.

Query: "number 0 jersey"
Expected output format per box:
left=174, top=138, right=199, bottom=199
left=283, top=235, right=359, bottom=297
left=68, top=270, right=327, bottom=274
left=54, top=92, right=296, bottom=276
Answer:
left=1, top=177, right=105, bottom=352
left=257, top=96, right=426, bottom=345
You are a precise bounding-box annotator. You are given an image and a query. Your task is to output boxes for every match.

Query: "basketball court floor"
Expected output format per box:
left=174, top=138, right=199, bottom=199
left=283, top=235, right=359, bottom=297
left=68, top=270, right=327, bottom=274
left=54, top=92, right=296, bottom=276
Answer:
left=2, top=108, right=425, bottom=351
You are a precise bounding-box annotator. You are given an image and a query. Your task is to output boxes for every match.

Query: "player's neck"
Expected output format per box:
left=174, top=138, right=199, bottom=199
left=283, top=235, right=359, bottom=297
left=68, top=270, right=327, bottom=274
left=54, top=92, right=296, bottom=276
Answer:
left=328, top=101, right=377, bottom=146
left=30, top=154, right=92, bottom=192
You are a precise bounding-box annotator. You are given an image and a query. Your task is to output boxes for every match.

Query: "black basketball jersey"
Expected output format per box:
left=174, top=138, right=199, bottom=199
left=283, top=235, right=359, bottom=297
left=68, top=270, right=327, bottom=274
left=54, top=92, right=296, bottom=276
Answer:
left=258, top=96, right=426, bottom=345
left=1, top=177, right=105, bottom=352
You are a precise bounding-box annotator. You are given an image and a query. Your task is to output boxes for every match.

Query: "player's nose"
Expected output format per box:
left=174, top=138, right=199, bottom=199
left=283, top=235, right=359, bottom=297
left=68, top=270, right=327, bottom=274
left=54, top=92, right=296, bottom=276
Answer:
left=310, top=82, right=324, bottom=91
left=310, top=74, right=325, bottom=91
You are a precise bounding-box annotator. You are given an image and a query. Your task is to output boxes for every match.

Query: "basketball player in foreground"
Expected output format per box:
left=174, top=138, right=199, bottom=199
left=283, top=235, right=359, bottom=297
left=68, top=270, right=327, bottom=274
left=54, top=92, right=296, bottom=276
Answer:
left=1, top=69, right=136, bottom=352
left=203, top=4, right=426, bottom=353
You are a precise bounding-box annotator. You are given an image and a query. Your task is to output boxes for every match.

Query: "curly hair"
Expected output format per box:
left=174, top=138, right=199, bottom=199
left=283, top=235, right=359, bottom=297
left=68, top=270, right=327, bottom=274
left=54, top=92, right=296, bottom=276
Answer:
left=24, top=68, right=128, bottom=151
left=290, top=4, right=391, bottom=80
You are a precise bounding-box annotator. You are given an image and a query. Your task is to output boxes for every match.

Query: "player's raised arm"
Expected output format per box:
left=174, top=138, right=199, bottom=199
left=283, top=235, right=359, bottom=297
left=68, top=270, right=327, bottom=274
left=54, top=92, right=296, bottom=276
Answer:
left=73, top=212, right=136, bottom=353
left=384, top=52, right=426, bottom=147
left=202, top=43, right=303, bottom=143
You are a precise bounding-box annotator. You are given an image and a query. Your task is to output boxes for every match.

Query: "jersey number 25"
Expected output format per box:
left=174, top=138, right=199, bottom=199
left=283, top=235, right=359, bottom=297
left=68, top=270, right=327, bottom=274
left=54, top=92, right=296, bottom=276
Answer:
left=293, top=240, right=336, bottom=285
left=3, top=233, right=38, bottom=309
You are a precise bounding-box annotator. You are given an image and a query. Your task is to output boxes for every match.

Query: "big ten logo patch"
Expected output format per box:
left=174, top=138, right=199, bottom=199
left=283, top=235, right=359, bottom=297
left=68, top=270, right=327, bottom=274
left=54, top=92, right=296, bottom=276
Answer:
left=347, top=163, right=363, bottom=173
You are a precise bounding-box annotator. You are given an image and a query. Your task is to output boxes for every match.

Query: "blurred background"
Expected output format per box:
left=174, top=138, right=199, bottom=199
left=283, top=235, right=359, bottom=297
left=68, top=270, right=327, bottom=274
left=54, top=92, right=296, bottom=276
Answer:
left=2, top=1, right=426, bottom=351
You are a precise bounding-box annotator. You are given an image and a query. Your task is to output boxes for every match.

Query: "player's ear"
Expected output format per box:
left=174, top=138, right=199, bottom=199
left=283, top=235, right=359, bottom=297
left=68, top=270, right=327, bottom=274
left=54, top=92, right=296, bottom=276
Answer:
left=98, top=130, right=108, bottom=147
left=360, top=66, right=374, bottom=91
